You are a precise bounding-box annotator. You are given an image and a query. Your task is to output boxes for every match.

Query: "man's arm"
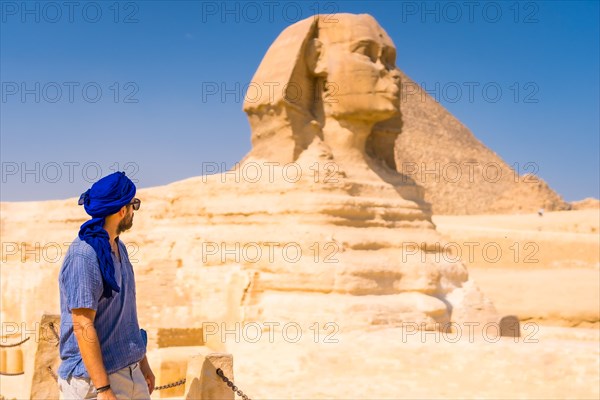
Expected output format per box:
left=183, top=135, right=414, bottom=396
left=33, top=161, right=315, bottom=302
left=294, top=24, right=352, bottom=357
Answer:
left=71, top=308, right=116, bottom=399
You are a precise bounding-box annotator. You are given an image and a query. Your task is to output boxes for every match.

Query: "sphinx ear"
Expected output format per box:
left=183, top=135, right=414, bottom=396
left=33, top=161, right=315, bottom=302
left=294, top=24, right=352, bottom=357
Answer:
left=305, top=38, right=327, bottom=76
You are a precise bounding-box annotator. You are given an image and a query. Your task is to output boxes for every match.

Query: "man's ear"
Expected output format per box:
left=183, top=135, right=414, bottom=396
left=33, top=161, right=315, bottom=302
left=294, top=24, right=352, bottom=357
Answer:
left=305, top=38, right=327, bottom=77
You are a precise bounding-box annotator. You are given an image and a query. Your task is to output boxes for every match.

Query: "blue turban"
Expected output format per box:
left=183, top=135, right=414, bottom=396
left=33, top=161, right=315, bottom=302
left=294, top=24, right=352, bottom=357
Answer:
left=78, top=171, right=136, bottom=299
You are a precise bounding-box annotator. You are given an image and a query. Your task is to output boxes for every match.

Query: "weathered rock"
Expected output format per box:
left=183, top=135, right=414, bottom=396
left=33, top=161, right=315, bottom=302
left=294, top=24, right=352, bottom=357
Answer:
left=29, top=314, right=60, bottom=400
left=184, top=352, right=234, bottom=400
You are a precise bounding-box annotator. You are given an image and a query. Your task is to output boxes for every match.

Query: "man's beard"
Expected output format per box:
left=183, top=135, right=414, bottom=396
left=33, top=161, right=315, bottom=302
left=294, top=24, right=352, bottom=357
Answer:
left=117, top=212, right=134, bottom=235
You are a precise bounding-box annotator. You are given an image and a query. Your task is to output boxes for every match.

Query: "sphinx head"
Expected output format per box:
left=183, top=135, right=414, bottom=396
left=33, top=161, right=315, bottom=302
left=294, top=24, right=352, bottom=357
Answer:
left=243, top=14, right=401, bottom=164
left=310, top=14, right=401, bottom=121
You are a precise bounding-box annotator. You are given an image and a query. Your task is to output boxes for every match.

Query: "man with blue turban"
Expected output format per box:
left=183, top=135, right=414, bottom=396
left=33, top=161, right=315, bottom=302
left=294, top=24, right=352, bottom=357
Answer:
left=57, top=171, right=154, bottom=400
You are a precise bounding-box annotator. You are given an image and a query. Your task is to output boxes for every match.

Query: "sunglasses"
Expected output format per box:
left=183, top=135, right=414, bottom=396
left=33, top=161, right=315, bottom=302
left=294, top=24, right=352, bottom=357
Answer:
left=126, top=198, right=141, bottom=210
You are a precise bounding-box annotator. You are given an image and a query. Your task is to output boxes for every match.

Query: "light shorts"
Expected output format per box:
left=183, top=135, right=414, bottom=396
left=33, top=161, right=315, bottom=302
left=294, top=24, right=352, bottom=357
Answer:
left=58, top=361, right=150, bottom=400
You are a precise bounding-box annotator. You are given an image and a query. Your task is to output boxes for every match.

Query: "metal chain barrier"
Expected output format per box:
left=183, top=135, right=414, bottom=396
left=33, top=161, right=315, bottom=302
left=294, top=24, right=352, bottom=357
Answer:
left=0, top=336, right=30, bottom=348
left=48, top=322, right=60, bottom=347
left=216, top=368, right=252, bottom=400
left=153, top=377, right=186, bottom=391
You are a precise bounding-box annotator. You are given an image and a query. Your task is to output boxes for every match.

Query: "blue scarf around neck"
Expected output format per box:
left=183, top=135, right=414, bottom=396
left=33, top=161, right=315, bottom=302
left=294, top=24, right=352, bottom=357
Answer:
left=77, top=171, right=136, bottom=299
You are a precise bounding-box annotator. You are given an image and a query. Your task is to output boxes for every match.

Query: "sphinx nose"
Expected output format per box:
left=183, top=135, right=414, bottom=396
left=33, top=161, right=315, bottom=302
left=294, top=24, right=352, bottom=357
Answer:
left=388, top=68, right=401, bottom=83
left=379, top=63, right=400, bottom=81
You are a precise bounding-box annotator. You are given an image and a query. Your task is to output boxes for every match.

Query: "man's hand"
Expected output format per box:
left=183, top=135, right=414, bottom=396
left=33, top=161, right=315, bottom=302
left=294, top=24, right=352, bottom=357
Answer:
left=97, top=388, right=117, bottom=400
left=140, top=355, right=156, bottom=395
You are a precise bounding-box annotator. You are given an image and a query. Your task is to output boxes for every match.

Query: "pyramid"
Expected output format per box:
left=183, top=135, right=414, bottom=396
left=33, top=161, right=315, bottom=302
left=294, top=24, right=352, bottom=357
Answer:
left=386, top=71, right=570, bottom=214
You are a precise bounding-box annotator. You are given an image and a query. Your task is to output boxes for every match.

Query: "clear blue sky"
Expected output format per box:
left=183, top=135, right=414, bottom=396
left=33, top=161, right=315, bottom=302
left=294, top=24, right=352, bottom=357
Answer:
left=1, top=0, right=598, bottom=202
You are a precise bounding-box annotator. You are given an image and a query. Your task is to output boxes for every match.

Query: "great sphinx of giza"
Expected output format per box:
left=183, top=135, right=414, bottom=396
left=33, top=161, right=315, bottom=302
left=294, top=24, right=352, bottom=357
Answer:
left=216, top=13, right=499, bottom=331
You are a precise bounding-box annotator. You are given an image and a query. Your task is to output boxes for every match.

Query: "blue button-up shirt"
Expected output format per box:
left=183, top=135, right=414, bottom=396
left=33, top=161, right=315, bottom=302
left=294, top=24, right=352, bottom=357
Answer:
left=58, top=236, right=147, bottom=380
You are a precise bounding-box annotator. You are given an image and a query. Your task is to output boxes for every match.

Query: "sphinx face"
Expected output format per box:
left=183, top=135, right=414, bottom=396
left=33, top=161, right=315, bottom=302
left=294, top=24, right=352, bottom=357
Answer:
left=318, top=14, right=401, bottom=122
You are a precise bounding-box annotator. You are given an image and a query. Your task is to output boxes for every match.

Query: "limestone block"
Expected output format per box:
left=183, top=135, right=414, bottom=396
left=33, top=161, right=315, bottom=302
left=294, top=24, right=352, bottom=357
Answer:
left=184, top=352, right=234, bottom=400
left=29, top=314, right=61, bottom=400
